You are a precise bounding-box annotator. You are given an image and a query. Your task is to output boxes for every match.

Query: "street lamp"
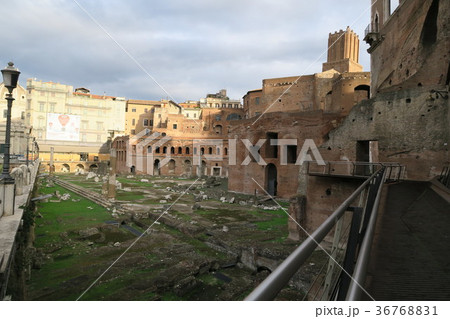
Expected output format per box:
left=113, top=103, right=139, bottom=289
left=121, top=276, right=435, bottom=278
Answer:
left=1, top=61, right=20, bottom=217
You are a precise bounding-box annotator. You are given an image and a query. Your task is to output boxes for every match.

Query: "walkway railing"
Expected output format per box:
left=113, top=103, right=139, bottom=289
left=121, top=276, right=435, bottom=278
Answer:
left=438, top=165, right=450, bottom=188
left=307, top=161, right=403, bottom=182
left=245, top=164, right=394, bottom=301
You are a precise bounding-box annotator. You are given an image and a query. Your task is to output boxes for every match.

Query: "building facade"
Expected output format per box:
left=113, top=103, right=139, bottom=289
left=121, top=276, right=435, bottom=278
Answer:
left=230, top=27, right=371, bottom=198
left=298, top=0, right=449, bottom=235
left=114, top=102, right=244, bottom=177
left=125, top=99, right=161, bottom=136
left=0, top=83, right=30, bottom=159
left=200, top=89, right=242, bottom=109
left=26, top=79, right=126, bottom=173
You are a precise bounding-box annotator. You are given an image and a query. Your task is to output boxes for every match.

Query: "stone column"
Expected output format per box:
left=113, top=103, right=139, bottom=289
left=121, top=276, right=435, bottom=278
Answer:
left=287, top=194, right=307, bottom=241
left=49, top=147, right=54, bottom=174
left=108, top=148, right=116, bottom=199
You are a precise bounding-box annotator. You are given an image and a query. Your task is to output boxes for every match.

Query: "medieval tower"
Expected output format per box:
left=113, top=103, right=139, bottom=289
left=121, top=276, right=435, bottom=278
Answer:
left=322, top=26, right=363, bottom=73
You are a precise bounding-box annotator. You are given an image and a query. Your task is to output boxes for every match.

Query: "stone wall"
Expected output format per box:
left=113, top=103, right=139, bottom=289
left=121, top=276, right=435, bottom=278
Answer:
left=227, top=111, right=344, bottom=198
left=368, top=0, right=449, bottom=96
left=319, top=87, right=449, bottom=181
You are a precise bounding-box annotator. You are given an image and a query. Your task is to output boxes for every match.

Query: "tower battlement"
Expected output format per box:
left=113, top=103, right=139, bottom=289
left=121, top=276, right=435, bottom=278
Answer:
left=322, top=27, right=363, bottom=73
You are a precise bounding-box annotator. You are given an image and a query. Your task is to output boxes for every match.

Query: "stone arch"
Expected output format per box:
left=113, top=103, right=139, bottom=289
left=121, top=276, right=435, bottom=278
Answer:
left=76, top=164, right=85, bottom=174
left=89, top=164, right=98, bottom=172
left=184, top=159, right=192, bottom=177
left=153, top=159, right=160, bottom=176
left=178, top=146, right=182, bottom=154
left=265, top=163, right=277, bottom=196
left=354, top=84, right=370, bottom=101
left=61, top=163, right=70, bottom=173
left=170, top=146, right=175, bottom=154
left=198, top=160, right=207, bottom=176
left=420, top=0, right=439, bottom=49
left=168, top=159, right=176, bottom=174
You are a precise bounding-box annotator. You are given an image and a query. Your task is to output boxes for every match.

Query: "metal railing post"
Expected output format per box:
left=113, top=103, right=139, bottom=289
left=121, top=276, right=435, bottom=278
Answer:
left=346, top=169, right=387, bottom=300
left=337, top=207, right=363, bottom=300
left=321, top=212, right=345, bottom=300
left=245, top=169, right=382, bottom=301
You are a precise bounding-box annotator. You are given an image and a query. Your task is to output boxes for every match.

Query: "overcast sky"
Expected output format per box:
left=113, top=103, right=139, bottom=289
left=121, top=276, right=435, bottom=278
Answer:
left=1, top=0, right=371, bottom=102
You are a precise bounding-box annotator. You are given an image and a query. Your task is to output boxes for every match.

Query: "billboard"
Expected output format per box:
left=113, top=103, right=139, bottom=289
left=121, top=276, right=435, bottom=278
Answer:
left=46, top=113, right=80, bottom=141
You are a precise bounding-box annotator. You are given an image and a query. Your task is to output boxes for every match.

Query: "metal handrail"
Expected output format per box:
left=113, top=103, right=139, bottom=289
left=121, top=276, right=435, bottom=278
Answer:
left=438, top=166, right=449, bottom=188
left=245, top=168, right=385, bottom=301
left=307, top=161, right=403, bottom=181
left=346, top=168, right=387, bottom=300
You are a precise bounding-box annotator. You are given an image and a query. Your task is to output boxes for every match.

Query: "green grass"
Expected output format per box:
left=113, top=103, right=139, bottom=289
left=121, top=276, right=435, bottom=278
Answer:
left=115, top=191, right=147, bottom=201
left=35, top=185, right=111, bottom=242
left=28, top=181, right=119, bottom=299
left=254, top=208, right=288, bottom=230
left=116, top=177, right=154, bottom=187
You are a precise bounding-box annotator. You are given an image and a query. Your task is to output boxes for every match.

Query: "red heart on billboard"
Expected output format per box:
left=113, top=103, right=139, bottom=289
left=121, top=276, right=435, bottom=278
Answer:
left=58, top=114, right=70, bottom=127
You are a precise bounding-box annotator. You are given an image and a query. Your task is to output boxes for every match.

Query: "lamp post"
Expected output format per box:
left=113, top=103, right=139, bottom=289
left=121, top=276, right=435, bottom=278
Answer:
left=0, top=62, right=20, bottom=217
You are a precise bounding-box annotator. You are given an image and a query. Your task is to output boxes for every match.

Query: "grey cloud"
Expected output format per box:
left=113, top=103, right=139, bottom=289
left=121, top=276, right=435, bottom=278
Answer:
left=1, top=0, right=371, bottom=102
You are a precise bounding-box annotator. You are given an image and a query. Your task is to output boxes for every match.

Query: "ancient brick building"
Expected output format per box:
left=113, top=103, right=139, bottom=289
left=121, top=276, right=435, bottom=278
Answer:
left=230, top=27, right=370, bottom=198
left=297, top=0, right=449, bottom=236
left=125, top=99, right=161, bottom=136
left=114, top=100, right=244, bottom=177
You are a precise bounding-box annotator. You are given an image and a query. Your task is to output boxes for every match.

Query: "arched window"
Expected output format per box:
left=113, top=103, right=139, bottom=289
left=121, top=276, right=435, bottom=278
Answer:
left=170, top=146, right=175, bottom=154
left=186, top=147, right=190, bottom=155
left=168, top=159, right=175, bottom=170
left=147, top=145, right=152, bottom=153
left=163, top=146, right=167, bottom=154
left=178, top=146, right=182, bottom=154
left=374, top=13, right=379, bottom=32
left=155, top=147, right=160, bottom=154
left=224, top=147, right=228, bottom=156
left=208, top=147, right=213, bottom=155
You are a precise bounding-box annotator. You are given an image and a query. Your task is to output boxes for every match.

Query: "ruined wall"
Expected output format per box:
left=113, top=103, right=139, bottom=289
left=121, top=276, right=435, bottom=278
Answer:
left=299, top=0, right=450, bottom=236
left=227, top=111, right=344, bottom=198
left=243, top=70, right=370, bottom=119
left=368, top=0, right=449, bottom=95
left=113, top=108, right=244, bottom=177
left=328, top=73, right=370, bottom=115
left=319, top=87, right=449, bottom=180
left=303, top=176, right=361, bottom=235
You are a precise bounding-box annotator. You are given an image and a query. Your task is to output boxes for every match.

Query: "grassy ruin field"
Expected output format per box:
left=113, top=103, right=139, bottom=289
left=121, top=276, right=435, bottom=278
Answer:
left=26, top=173, right=326, bottom=301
